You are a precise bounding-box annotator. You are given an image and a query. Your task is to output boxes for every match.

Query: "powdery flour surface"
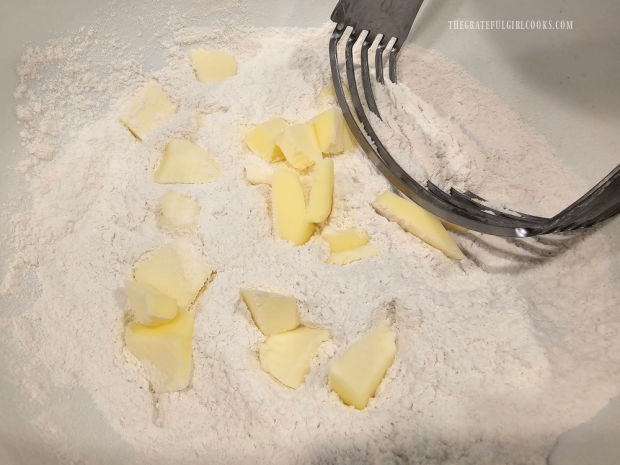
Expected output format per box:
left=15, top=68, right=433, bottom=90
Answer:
left=1, top=19, right=620, bottom=465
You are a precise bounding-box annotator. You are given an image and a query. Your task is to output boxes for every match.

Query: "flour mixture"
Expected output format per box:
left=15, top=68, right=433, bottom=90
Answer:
left=1, top=11, right=619, bottom=465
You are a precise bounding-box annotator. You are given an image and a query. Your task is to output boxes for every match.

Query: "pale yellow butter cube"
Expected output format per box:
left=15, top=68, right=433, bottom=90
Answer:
left=240, top=289, right=300, bottom=336
left=313, top=107, right=345, bottom=154
left=442, top=221, right=469, bottom=233
left=322, top=228, right=371, bottom=253
left=317, top=81, right=352, bottom=104
left=259, top=326, right=330, bottom=389
left=244, top=161, right=274, bottom=185
left=245, top=118, right=287, bottom=162
left=373, top=191, right=464, bottom=260
left=329, top=322, right=396, bottom=409
left=190, top=49, right=237, bottom=82
left=316, top=83, right=359, bottom=152
left=134, top=245, right=212, bottom=311
left=119, top=81, right=175, bottom=140
left=342, top=125, right=358, bottom=152
left=271, top=167, right=315, bottom=245
left=306, top=159, right=334, bottom=223
left=276, top=123, right=322, bottom=171
left=125, top=279, right=178, bottom=326
left=155, top=139, right=222, bottom=184
left=160, top=190, right=201, bottom=232
left=124, top=311, right=194, bottom=392
left=326, top=244, right=378, bottom=266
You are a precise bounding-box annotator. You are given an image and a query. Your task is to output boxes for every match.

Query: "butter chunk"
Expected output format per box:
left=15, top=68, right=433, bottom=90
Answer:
left=190, top=49, right=237, bottom=82
left=259, top=327, right=330, bottom=389
left=373, top=191, right=464, bottom=260
left=306, top=159, right=334, bottom=223
left=125, top=279, right=178, bottom=326
left=322, top=228, right=371, bottom=253
left=317, top=81, right=352, bottom=104
left=244, top=160, right=274, bottom=185
left=329, top=323, right=396, bottom=409
left=442, top=221, right=469, bottom=233
left=134, top=245, right=212, bottom=311
left=271, top=167, right=315, bottom=245
left=119, top=81, right=175, bottom=140
left=155, top=139, right=222, bottom=184
left=160, top=190, right=201, bottom=232
left=326, top=244, right=378, bottom=266
left=240, top=289, right=300, bottom=336
left=276, top=123, right=322, bottom=171
left=245, top=118, right=287, bottom=162
left=125, top=311, right=194, bottom=392
left=313, top=107, right=345, bottom=154
left=342, top=125, right=358, bottom=152
left=316, top=84, right=358, bottom=152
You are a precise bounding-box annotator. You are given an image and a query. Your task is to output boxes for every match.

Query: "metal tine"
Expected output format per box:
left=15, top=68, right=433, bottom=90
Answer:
left=546, top=184, right=620, bottom=232
left=426, top=182, right=512, bottom=226
left=566, top=206, right=619, bottom=231
left=375, top=37, right=387, bottom=84
left=340, top=30, right=530, bottom=232
left=427, top=182, right=539, bottom=229
left=539, top=165, right=620, bottom=233
left=580, top=204, right=620, bottom=229
left=388, top=44, right=400, bottom=83
left=449, top=188, right=546, bottom=227
left=360, top=32, right=380, bottom=116
left=461, top=190, right=547, bottom=223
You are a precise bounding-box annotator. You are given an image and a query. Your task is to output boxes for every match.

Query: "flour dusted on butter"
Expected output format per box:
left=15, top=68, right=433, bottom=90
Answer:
left=271, top=166, right=314, bottom=245
left=329, top=323, right=396, bottom=409
left=133, top=245, right=212, bottom=311
left=259, top=326, right=330, bottom=389
left=119, top=81, right=175, bottom=140
left=155, top=139, right=222, bottom=184
left=125, top=311, right=194, bottom=392
left=190, top=49, right=237, bottom=82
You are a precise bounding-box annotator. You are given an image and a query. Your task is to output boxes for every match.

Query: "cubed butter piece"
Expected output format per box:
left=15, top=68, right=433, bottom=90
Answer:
left=134, top=245, right=212, bottom=311
left=313, top=107, right=345, bottom=154
left=124, top=311, right=194, bottom=392
left=373, top=191, right=464, bottom=260
left=306, top=159, right=334, bottom=223
left=329, top=322, right=396, bottom=409
left=315, top=83, right=358, bottom=152
left=276, top=123, right=322, bottom=171
left=119, top=81, right=175, bottom=140
left=160, top=190, right=201, bottom=232
left=442, top=221, right=468, bottom=233
left=155, top=139, right=222, bottom=184
left=322, top=228, right=371, bottom=253
left=271, top=167, right=315, bottom=245
left=245, top=118, right=287, bottom=162
left=342, top=125, right=358, bottom=152
left=317, top=81, right=352, bottom=104
left=240, top=289, right=300, bottom=336
left=326, top=244, right=378, bottom=266
left=125, top=279, right=178, bottom=326
left=244, top=160, right=274, bottom=185
left=190, top=49, right=237, bottom=82
left=259, top=327, right=330, bottom=389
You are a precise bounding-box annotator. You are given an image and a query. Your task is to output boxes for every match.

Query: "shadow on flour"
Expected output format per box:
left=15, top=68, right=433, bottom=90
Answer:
left=295, top=431, right=558, bottom=464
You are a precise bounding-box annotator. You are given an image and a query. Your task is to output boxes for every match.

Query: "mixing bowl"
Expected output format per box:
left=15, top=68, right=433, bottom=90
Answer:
left=1, top=1, right=618, bottom=464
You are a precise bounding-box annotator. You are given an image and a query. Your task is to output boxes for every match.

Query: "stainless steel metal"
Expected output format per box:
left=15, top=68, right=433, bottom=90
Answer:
left=329, top=0, right=620, bottom=237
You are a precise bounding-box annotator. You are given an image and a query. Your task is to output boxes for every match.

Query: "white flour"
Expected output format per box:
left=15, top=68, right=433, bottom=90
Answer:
left=1, top=18, right=619, bottom=465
